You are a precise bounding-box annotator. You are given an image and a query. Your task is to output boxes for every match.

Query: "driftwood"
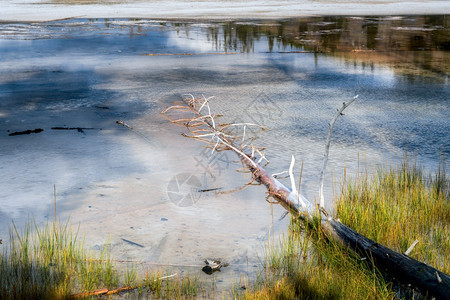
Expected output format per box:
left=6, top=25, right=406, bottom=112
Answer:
left=202, top=259, right=227, bottom=275
left=51, top=126, right=101, bottom=134
left=121, top=238, right=145, bottom=248
left=71, top=288, right=109, bottom=298
left=198, top=187, right=222, bottom=192
left=71, top=286, right=137, bottom=298
left=8, top=128, right=43, bottom=136
left=71, top=274, right=178, bottom=298
left=51, top=127, right=97, bottom=130
left=162, top=95, right=450, bottom=299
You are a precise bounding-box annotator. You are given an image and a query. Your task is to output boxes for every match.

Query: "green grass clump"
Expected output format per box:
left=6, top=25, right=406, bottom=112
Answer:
left=0, top=220, right=202, bottom=299
left=0, top=220, right=120, bottom=299
left=143, top=269, right=201, bottom=299
left=336, top=160, right=450, bottom=274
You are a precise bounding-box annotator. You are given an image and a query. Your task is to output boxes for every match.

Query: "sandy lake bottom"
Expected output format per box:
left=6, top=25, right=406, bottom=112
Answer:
left=0, top=15, right=449, bottom=294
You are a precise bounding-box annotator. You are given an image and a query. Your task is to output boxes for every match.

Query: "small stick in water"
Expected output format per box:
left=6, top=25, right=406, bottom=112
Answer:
left=116, top=120, right=134, bottom=130
left=121, top=238, right=144, bottom=248
left=198, top=188, right=222, bottom=192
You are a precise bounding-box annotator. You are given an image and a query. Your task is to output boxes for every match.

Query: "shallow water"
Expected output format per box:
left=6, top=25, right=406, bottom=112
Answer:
left=0, top=16, right=449, bottom=294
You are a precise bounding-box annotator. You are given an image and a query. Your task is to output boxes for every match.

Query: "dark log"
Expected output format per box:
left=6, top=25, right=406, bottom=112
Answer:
left=323, top=219, right=450, bottom=300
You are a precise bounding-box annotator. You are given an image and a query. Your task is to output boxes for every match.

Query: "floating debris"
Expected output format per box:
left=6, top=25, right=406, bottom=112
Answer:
left=8, top=128, right=43, bottom=136
left=51, top=126, right=98, bottom=130
left=116, top=120, right=133, bottom=130
left=51, top=126, right=101, bottom=135
left=202, top=259, right=228, bottom=275
left=198, top=187, right=222, bottom=193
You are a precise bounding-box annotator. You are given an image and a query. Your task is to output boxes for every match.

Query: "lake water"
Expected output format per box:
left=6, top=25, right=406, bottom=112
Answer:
left=0, top=15, right=448, bottom=294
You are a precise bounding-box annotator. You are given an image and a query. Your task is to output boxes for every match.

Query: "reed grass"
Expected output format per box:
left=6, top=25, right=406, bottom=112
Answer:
left=0, top=220, right=202, bottom=299
left=244, top=158, right=448, bottom=299
left=0, top=220, right=122, bottom=299
left=336, top=159, right=449, bottom=274
left=143, top=269, right=201, bottom=298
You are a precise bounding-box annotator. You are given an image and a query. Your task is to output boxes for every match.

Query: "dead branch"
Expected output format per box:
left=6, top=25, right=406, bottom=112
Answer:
left=71, top=288, right=108, bottom=298
left=8, top=128, right=43, bottom=136
left=318, top=95, right=358, bottom=208
left=404, top=239, right=419, bottom=256
left=71, top=273, right=178, bottom=298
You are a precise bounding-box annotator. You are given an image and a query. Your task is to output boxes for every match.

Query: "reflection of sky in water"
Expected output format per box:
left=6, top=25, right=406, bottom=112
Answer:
left=166, top=30, right=215, bottom=53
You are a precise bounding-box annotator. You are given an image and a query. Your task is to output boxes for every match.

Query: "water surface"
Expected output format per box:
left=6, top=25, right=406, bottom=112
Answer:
left=0, top=16, right=448, bottom=293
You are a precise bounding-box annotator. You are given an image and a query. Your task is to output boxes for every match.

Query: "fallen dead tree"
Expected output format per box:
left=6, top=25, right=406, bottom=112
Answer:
left=162, top=95, right=450, bottom=299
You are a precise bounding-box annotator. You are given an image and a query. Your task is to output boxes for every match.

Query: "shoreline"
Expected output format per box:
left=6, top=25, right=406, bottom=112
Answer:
left=1, top=0, right=449, bottom=22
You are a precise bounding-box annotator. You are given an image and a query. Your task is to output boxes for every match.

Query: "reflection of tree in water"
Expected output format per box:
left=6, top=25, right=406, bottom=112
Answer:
left=95, top=16, right=446, bottom=82
left=207, top=23, right=263, bottom=53
left=261, top=16, right=448, bottom=53
left=205, top=16, right=448, bottom=53
left=205, top=16, right=448, bottom=82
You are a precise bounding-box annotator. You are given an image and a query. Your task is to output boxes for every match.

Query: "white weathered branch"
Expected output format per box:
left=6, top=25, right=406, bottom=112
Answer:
left=289, top=155, right=297, bottom=195
left=272, top=170, right=288, bottom=178
left=404, top=239, right=419, bottom=256
left=319, top=95, right=358, bottom=208
left=221, top=122, right=267, bottom=130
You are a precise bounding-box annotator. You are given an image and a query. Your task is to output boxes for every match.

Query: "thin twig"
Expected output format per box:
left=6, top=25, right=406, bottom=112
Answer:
left=272, top=170, right=288, bottom=178
left=297, top=160, right=304, bottom=207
